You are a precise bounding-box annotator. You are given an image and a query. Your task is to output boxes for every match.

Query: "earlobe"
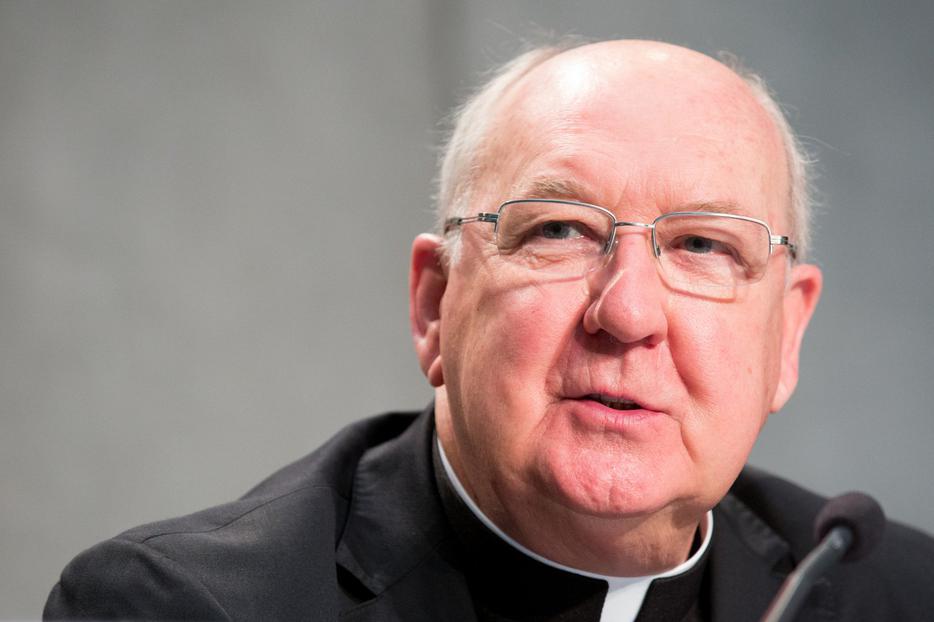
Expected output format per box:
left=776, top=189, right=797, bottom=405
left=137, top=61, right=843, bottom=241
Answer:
left=410, top=234, right=447, bottom=387
left=771, top=263, right=823, bottom=412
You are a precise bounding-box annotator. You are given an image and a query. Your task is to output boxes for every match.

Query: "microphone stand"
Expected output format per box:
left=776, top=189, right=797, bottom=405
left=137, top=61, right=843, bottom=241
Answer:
left=761, top=525, right=853, bottom=622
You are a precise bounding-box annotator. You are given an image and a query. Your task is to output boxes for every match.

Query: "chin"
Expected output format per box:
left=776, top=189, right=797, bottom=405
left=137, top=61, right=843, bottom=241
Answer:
left=535, top=444, right=690, bottom=520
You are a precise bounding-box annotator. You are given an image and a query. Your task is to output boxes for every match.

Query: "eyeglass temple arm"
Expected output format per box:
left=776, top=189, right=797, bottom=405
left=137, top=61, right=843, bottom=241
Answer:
left=770, top=234, right=798, bottom=261
left=443, top=212, right=499, bottom=233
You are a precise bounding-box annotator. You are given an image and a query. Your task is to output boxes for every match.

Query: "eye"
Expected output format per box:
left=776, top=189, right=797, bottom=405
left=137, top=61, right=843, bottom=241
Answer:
left=664, top=233, right=745, bottom=267
left=538, top=220, right=586, bottom=240
left=679, top=235, right=720, bottom=254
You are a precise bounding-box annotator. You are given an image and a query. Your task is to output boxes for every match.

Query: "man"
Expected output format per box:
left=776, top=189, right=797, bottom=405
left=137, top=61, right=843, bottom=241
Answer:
left=46, top=40, right=934, bottom=621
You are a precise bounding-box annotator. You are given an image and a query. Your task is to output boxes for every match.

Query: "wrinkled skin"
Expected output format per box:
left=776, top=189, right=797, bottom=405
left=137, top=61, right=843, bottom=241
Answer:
left=410, top=40, right=822, bottom=576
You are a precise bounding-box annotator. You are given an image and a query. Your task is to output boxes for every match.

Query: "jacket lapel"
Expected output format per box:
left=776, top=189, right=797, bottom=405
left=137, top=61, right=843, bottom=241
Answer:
left=709, top=491, right=834, bottom=622
left=335, top=407, right=476, bottom=621
left=334, top=411, right=838, bottom=622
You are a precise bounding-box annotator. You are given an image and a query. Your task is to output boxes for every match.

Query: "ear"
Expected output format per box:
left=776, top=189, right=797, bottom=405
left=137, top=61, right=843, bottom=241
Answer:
left=770, top=263, right=823, bottom=412
left=410, top=233, right=447, bottom=387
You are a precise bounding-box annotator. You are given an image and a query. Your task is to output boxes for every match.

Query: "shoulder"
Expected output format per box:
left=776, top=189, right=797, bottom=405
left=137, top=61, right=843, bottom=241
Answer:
left=728, top=465, right=934, bottom=562
left=723, top=465, right=934, bottom=619
left=44, top=410, right=423, bottom=621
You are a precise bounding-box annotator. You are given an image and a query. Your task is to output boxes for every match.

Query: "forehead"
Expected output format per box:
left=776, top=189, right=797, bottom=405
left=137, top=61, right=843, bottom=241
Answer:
left=482, top=42, right=790, bottom=226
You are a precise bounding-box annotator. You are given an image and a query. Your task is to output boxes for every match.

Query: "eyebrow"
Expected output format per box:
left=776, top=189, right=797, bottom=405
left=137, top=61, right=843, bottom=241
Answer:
left=676, top=201, right=747, bottom=216
left=516, top=178, right=749, bottom=217
left=517, top=178, right=593, bottom=203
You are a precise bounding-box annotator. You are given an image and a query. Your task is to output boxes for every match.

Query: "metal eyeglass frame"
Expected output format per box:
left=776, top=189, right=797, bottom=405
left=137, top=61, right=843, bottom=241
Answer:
left=444, top=198, right=797, bottom=266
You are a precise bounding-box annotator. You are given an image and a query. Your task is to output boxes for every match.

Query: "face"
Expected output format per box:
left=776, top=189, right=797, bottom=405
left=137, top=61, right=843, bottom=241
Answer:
left=411, top=42, right=821, bottom=534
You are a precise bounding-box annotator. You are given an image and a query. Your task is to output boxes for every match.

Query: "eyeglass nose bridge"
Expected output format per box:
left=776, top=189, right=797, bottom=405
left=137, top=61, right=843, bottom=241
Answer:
left=604, top=220, right=661, bottom=258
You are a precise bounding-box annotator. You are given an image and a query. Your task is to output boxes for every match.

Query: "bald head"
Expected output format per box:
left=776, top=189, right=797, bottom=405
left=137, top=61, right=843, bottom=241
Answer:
left=505, top=41, right=783, bottom=143
left=437, top=39, right=812, bottom=259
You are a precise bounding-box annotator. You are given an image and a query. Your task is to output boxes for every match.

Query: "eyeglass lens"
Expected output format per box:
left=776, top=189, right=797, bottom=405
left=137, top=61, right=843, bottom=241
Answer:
left=494, top=201, right=772, bottom=290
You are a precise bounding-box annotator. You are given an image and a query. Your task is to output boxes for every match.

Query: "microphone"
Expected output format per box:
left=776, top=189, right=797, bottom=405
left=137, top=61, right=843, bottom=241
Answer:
left=760, top=492, right=885, bottom=622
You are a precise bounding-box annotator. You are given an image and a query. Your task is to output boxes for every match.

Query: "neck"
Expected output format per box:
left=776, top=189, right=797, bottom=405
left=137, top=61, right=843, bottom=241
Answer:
left=437, top=432, right=710, bottom=577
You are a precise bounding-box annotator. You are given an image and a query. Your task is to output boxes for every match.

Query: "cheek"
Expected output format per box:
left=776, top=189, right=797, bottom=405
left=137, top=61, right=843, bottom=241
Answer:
left=664, top=298, right=777, bottom=500
left=668, top=296, right=780, bottom=442
left=672, top=295, right=778, bottom=383
left=447, top=279, right=584, bottom=381
left=441, top=278, right=588, bottom=463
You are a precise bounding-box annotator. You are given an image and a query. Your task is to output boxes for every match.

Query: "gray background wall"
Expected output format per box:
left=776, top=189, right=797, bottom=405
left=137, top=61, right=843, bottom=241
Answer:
left=2, top=1, right=932, bottom=617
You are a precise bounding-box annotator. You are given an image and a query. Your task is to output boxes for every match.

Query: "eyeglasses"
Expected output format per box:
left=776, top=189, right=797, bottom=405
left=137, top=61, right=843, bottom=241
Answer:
left=444, top=199, right=796, bottom=293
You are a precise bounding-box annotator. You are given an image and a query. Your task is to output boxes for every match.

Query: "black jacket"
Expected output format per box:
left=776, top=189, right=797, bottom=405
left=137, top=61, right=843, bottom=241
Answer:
left=45, top=408, right=934, bottom=620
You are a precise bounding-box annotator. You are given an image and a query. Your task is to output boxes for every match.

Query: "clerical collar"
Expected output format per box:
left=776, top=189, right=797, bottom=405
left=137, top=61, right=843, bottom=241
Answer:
left=437, top=437, right=713, bottom=622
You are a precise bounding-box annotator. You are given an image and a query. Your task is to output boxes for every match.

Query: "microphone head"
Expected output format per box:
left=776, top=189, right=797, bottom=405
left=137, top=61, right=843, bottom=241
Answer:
left=814, top=492, right=886, bottom=563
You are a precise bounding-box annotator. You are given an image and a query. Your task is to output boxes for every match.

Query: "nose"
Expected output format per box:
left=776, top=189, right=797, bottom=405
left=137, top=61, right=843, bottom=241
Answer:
left=582, top=231, right=668, bottom=346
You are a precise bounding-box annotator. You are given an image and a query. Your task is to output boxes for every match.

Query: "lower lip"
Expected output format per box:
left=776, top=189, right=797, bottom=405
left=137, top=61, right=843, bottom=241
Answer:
left=566, top=399, right=665, bottom=433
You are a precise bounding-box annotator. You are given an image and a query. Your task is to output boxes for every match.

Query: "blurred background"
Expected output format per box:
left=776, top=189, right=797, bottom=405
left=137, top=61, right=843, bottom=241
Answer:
left=2, top=1, right=932, bottom=617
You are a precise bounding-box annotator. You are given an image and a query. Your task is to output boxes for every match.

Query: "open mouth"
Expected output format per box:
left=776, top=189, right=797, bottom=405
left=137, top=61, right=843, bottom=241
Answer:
left=584, top=394, right=642, bottom=411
